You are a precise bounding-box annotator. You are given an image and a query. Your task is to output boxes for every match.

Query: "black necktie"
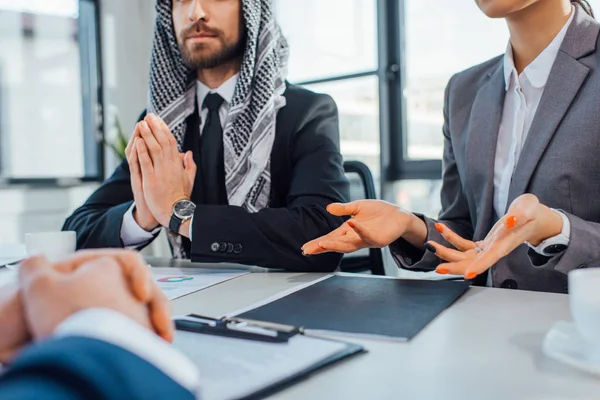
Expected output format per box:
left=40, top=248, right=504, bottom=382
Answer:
left=200, top=93, right=227, bottom=204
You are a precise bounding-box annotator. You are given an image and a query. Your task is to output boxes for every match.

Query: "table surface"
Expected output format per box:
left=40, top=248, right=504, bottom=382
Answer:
left=170, top=267, right=600, bottom=400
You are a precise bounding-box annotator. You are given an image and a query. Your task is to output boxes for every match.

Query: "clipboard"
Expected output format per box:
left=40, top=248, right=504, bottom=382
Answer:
left=173, top=314, right=365, bottom=400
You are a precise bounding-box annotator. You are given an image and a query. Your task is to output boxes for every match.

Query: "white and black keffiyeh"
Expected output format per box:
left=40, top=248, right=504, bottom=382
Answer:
left=148, top=0, right=289, bottom=258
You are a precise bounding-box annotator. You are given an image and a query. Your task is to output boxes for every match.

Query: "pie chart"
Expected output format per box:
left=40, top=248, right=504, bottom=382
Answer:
left=157, top=276, right=194, bottom=283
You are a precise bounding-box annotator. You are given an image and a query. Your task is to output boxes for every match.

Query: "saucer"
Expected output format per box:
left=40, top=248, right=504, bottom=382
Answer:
left=542, top=321, right=600, bottom=377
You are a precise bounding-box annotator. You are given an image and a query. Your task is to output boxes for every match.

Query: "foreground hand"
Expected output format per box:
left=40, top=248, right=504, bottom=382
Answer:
left=0, top=284, right=29, bottom=363
left=302, top=200, right=427, bottom=255
left=428, top=194, right=563, bottom=279
left=0, top=251, right=173, bottom=362
left=126, top=124, right=159, bottom=231
left=51, top=250, right=173, bottom=341
left=136, top=114, right=196, bottom=227
left=19, top=254, right=162, bottom=341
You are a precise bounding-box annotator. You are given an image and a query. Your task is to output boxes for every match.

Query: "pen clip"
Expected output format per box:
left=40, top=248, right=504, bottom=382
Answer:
left=177, top=315, right=296, bottom=343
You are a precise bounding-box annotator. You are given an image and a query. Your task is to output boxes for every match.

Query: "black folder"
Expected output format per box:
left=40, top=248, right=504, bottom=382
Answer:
left=236, top=275, right=471, bottom=340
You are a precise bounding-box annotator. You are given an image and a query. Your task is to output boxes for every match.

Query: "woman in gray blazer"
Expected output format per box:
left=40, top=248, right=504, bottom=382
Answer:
left=303, top=0, right=599, bottom=293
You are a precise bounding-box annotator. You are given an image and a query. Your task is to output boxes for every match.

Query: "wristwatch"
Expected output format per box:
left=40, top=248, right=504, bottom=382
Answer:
left=169, top=199, right=196, bottom=236
left=526, top=209, right=570, bottom=257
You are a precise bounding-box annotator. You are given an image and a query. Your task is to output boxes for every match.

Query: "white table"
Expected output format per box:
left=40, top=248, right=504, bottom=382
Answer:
left=171, top=271, right=600, bottom=400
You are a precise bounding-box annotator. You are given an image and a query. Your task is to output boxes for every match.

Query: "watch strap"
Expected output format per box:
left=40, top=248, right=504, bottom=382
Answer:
left=169, top=213, right=183, bottom=236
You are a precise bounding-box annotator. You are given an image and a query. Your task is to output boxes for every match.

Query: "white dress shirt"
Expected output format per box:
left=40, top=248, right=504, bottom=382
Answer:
left=487, top=8, right=574, bottom=286
left=55, top=308, right=202, bottom=397
left=120, top=74, right=239, bottom=248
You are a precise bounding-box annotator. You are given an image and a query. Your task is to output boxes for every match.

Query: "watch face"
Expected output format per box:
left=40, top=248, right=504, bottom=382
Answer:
left=173, top=200, right=196, bottom=219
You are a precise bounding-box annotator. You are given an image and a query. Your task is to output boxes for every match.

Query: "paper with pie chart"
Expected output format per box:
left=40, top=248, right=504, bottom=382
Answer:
left=153, top=267, right=250, bottom=300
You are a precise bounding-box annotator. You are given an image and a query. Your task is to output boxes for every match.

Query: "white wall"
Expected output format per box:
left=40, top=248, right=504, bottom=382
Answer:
left=0, top=0, right=156, bottom=245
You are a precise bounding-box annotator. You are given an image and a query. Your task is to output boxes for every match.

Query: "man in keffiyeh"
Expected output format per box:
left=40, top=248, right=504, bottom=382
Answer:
left=64, top=0, right=349, bottom=271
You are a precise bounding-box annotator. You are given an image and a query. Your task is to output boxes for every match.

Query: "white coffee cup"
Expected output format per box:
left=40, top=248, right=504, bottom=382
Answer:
left=25, top=231, right=76, bottom=262
left=569, top=268, right=600, bottom=355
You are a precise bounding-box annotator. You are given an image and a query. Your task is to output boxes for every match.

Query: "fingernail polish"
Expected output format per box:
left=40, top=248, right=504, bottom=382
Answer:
left=505, top=216, right=517, bottom=229
left=436, top=267, right=449, bottom=275
left=465, top=272, right=477, bottom=280
left=347, top=220, right=355, bottom=228
left=424, top=243, right=437, bottom=254
left=435, top=223, right=443, bottom=233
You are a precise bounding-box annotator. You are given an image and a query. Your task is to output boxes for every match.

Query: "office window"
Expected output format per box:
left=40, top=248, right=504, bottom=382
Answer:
left=304, top=76, right=380, bottom=181
left=403, top=0, right=507, bottom=162
left=384, top=0, right=507, bottom=216
left=279, top=1, right=562, bottom=219
left=277, top=0, right=377, bottom=83
left=0, top=0, right=102, bottom=183
left=275, top=0, right=381, bottom=182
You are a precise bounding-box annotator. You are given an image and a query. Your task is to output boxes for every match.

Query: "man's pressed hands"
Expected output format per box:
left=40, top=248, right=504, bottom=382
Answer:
left=427, top=194, right=564, bottom=280
left=125, top=122, right=159, bottom=232
left=127, top=113, right=197, bottom=230
left=0, top=250, right=173, bottom=364
left=301, top=200, right=428, bottom=255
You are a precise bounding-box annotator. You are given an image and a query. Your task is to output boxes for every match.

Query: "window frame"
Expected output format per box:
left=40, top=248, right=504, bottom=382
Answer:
left=378, top=0, right=442, bottom=184
left=290, top=0, right=443, bottom=197
left=0, top=0, right=105, bottom=187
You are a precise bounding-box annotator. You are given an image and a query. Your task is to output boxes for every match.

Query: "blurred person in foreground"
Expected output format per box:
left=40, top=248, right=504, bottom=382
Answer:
left=0, top=250, right=201, bottom=399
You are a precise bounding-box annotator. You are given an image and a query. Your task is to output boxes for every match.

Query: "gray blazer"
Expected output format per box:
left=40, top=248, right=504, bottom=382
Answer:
left=392, top=5, right=600, bottom=293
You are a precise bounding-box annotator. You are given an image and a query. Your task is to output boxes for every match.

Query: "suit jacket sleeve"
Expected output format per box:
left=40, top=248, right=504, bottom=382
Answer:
left=63, top=112, right=156, bottom=250
left=62, top=159, right=149, bottom=250
left=527, top=213, right=600, bottom=274
left=0, top=337, right=195, bottom=400
left=390, top=75, right=475, bottom=271
left=189, top=93, right=349, bottom=272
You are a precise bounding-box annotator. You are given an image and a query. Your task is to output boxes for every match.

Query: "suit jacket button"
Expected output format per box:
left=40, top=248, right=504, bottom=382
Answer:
left=501, top=279, right=518, bottom=290
left=219, top=242, right=227, bottom=252
left=226, top=243, right=234, bottom=253
left=210, top=242, right=220, bottom=252
left=234, top=244, right=243, bottom=254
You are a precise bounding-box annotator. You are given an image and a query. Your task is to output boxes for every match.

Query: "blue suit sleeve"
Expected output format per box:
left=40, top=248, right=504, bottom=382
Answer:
left=0, top=337, right=196, bottom=400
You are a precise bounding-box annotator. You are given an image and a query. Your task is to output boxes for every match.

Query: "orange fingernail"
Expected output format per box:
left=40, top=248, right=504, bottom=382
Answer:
left=347, top=220, right=355, bottom=228
left=436, top=267, right=449, bottom=275
left=465, top=272, right=477, bottom=280
left=505, top=216, right=517, bottom=229
left=435, top=223, right=443, bottom=233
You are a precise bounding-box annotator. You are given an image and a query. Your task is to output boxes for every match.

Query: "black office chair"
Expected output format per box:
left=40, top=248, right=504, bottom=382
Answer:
left=339, top=161, right=385, bottom=275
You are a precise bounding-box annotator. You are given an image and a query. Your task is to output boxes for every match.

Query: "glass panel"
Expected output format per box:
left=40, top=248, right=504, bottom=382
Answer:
left=0, top=0, right=78, bottom=17
left=403, top=0, right=508, bottom=160
left=0, top=0, right=86, bottom=179
left=303, top=76, right=380, bottom=185
left=274, top=0, right=377, bottom=82
left=392, top=179, right=442, bottom=218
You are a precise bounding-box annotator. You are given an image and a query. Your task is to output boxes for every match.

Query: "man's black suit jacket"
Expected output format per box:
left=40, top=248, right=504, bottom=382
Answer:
left=63, top=84, right=349, bottom=272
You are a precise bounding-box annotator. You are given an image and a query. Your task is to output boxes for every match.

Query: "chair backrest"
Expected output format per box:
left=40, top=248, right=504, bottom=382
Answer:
left=340, top=161, right=385, bottom=275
